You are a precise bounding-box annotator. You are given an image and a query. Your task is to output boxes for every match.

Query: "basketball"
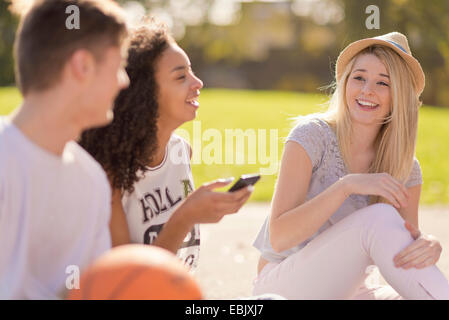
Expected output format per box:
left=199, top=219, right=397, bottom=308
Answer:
left=67, top=244, right=203, bottom=300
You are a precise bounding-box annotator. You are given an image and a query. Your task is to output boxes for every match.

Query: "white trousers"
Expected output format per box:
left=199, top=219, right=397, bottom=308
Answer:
left=253, top=204, right=449, bottom=300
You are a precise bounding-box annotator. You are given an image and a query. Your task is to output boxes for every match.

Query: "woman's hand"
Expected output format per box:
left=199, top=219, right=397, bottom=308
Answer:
left=176, top=178, right=254, bottom=226
left=393, top=221, right=443, bottom=269
left=154, top=178, right=253, bottom=254
left=340, top=173, right=410, bottom=209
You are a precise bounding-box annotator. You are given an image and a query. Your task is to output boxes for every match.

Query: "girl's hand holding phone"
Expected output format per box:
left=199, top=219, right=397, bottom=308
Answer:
left=177, top=178, right=254, bottom=226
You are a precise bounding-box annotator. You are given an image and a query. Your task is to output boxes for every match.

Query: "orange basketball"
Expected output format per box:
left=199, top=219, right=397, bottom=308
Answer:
left=67, top=244, right=203, bottom=300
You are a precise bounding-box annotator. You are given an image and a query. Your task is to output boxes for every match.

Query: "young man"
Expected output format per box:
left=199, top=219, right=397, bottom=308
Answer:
left=0, top=0, right=129, bottom=299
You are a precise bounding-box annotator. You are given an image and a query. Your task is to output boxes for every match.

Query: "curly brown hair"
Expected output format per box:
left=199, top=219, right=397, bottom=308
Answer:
left=79, top=22, right=174, bottom=193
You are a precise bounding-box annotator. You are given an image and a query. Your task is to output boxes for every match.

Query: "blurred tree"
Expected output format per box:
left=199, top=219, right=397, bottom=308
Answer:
left=0, top=0, right=448, bottom=106
left=181, top=1, right=296, bottom=62
left=0, top=1, right=19, bottom=86
left=393, top=0, right=449, bottom=106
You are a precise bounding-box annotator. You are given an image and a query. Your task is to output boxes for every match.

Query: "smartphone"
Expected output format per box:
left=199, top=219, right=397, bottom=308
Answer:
left=228, top=174, right=261, bottom=192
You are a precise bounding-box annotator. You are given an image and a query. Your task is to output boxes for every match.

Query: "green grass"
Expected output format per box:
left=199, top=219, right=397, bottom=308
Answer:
left=176, top=89, right=329, bottom=202
left=1, top=87, right=448, bottom=204
left=0, top=87, right=22, bottom=115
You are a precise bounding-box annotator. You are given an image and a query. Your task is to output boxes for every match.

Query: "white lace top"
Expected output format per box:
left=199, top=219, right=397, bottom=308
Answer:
left=253, top=117, right=423, bottom=263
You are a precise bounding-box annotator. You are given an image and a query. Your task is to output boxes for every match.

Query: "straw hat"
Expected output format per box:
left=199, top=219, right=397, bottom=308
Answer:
left=336, top=32, right=425, bottom=95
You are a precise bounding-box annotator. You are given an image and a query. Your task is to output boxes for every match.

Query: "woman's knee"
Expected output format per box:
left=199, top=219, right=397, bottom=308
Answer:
left=355, top=203, right=404, bottom=226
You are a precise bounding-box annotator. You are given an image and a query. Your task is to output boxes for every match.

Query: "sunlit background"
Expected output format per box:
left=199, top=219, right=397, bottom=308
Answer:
left=0, top=0, right=448, bottom=203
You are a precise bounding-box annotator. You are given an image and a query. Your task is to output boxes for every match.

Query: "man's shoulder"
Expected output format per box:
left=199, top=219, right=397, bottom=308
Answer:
left=0, top=116, right=12, bottom=142
left=67, top=141, right=109, bottom=188
left=0, top=118, right=19, bottom=170
left=0, top=116, right=7, bottom=129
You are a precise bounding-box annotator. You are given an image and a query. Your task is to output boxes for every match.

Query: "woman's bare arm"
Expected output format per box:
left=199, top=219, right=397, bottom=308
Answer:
left=269, top=141, right=349, bottom=252
left=397, top=184, right=421, bottom=229
left=109, top=188, right=131, bottom=247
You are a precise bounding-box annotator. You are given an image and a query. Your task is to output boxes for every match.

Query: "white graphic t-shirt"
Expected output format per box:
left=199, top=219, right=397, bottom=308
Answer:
left=121, top=134, right=200, bottom=270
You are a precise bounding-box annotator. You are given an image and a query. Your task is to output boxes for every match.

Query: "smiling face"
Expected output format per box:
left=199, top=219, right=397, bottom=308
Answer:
left=155, top=43, right=203, bottom=129
left=345, top=53, right=392, bottom=126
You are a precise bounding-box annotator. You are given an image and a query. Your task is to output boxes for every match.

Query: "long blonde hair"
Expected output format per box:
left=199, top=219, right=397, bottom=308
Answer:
left=320, top=45, right=422, bottom=204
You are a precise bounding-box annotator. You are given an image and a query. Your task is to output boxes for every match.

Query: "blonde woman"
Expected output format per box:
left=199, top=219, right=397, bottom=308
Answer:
left=252, top=32, right=449, bottom=300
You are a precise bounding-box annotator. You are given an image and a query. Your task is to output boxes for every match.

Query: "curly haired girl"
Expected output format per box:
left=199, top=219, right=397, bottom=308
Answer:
left=80, top=22, right=252, bottom=270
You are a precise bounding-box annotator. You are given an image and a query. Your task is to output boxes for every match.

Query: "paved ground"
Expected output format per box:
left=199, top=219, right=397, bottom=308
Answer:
left=193, top=203, right=449, bottom=300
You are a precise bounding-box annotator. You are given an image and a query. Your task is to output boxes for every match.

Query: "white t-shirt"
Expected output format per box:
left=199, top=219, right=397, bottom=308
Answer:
left=121, top=134, right=200, bottom=270
left=0, top=117, right=112, bottom=299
